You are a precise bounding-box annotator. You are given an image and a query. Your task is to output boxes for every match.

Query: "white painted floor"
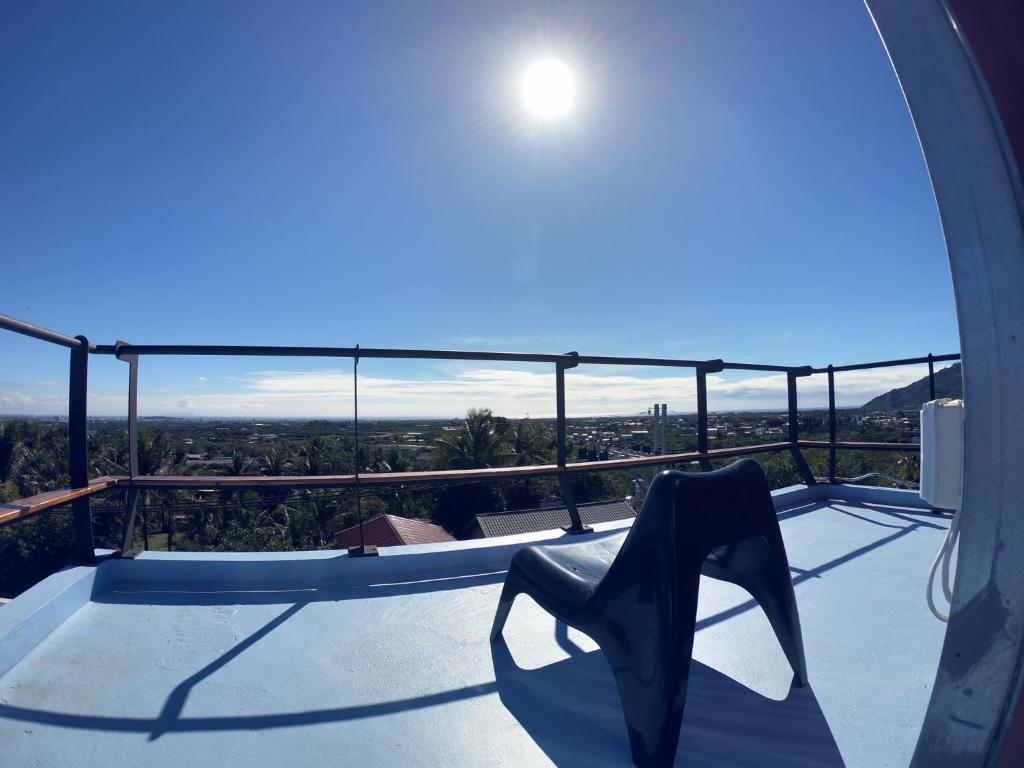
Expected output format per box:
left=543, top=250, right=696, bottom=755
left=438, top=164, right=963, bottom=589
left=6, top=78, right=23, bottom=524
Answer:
left=0, top=498, right=950, bottom=767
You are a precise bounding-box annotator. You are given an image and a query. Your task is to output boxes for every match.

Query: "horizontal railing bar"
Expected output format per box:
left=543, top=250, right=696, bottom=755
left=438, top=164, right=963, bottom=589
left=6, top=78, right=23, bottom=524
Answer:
left=94, top=344, right=572, bottom=364
left=812, top=353, right=960, bottom=373
left=0, top=439, right=927, bottom=521
left=93, top=345, right=814, bottom=372
left=0, top=477, right=119, bottom=528
left=574, top=355, right=722, bottom=369
left=570, top=442, right=796, bottom=472
left=126, top=465, right=556, bottom=488
left=578, top=358, right=808, bottom=373
left=0, top=313, right=960, bottom=375
left=96, top=347, right=793, bottom=374
left=0, top=314, right=93, bottom=350
left=118, top=442, right=799, bottom=490
left=90, top=343, right=880, bottom=374
left=721, top=362, right=813, bottom=374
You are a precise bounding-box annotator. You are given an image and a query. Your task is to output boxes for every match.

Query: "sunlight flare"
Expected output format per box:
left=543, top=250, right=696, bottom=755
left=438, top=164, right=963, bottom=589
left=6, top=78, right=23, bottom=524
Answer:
left=520, top=57, right=576, bottom=121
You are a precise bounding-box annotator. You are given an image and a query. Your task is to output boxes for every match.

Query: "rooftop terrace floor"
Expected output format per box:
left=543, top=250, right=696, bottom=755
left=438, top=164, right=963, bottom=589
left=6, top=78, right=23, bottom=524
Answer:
left=0, top=486, right=951, bottom=767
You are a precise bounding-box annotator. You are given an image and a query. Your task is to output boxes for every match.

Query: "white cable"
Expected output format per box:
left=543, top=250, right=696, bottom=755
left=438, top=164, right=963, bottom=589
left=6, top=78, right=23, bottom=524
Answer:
left=926, top=507, right=961, bottom=622
left=941, top=509, right=960, bottom=602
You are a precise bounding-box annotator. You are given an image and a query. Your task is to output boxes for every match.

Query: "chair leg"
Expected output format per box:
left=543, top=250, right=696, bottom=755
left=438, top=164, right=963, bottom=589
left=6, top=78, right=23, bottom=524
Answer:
left=703, top=536, right=808, bottom=686
left=600, top=612, right=696, bottom=767
left=608, top=657, right=689, bottom=766
left=748, top=569, right=808, bottom=686
left=490, top=569, right=523, bottom=642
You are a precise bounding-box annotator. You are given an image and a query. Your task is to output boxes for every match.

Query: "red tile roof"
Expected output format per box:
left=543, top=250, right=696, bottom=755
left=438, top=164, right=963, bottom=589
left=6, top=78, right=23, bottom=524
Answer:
left=335, top=514, right=455, bottom=549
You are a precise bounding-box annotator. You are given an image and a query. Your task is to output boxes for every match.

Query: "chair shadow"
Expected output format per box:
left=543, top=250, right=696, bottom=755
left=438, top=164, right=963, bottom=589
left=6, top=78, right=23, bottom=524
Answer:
left=491, top=639, right=844, bottom=767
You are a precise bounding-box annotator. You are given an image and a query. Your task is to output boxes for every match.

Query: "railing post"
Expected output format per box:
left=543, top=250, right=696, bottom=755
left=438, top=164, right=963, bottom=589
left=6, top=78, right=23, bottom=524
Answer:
left=348, top=344, right=377, bottom=556
left=695, top=366, right=713, bottom=471
left=787, top=369, right=816, bottom=485
left=140, top=501, right=149, bottom=551
left=556, top=353, right=589, bottom=534
left=69, top=335, right=94, bottom=563
left=927, top=353, right=936, bottom=401
left=827, top=364, right=837, bottom=483
left=119, top=488, right=141, bottom=556
left=115, top=341, right=141, bottom=556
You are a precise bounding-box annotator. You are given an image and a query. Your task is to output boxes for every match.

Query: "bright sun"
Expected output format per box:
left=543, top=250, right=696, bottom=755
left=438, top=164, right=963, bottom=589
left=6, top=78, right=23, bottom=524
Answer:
left=521, top=58, right=576, bottom=121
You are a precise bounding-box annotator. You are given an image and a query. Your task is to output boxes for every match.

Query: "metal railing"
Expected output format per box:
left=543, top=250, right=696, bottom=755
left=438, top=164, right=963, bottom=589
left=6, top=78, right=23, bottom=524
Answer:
left=0, top=313, right=961, bottom=561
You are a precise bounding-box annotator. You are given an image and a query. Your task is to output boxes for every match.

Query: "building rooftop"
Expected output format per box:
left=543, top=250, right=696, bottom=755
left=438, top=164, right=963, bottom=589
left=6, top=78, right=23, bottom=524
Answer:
left=0, top=483, right=950, bottom=767
left=334, top=514, right=455, bottom=549
left=470, top=498, right=636, bottom=538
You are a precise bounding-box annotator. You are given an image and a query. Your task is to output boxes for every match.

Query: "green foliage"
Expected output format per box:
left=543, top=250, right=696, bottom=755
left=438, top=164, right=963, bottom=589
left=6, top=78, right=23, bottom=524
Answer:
left=0, top=514, right=76, bottom=598
left=0, top=419, right=70, bottom=497
left=0, top=398, right=925, bottom=597
left=432, top=483, right=504, bottom=535
left=571, top=471, right=626, bottom=503
left=434, top=408, right=514, bottom=469
left=213, top=526, right=295, bottom=552
left=502, top=477, right=557, bottom=510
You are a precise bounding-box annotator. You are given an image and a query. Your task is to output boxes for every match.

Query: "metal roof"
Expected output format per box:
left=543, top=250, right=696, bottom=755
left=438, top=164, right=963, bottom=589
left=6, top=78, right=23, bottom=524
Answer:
left=473, top=499, right=636, bottom=538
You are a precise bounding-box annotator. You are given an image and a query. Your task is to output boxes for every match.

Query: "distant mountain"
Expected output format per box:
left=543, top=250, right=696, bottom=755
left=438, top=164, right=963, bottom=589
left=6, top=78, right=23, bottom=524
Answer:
left=861, top=363, right=962, bottom=411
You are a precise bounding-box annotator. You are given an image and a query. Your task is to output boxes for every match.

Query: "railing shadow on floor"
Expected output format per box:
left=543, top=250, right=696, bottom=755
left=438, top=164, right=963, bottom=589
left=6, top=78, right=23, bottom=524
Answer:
left=0, top=682, right=499, bottom=738
left=0, top=569, right=509, bottom=740
left=696, top=520, right=927, bottom=634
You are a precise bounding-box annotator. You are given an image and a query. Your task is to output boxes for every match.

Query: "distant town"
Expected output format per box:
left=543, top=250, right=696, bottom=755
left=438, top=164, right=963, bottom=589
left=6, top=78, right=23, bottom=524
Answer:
left=8, top=405, right=920, bottom=462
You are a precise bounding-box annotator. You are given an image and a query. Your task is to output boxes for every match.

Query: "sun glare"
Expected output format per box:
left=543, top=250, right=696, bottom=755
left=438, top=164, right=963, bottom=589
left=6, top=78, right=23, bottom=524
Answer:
left=521, top=57, right=576, bottom=121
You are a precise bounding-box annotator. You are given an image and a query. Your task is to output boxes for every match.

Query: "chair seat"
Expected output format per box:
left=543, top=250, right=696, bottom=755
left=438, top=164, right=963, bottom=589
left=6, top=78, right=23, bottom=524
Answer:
left=512, top=531, right=627, bottom=607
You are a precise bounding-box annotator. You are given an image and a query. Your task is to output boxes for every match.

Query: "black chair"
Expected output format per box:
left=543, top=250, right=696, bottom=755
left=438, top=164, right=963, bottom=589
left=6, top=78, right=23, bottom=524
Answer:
left=490, top=458, right=808, bottom=767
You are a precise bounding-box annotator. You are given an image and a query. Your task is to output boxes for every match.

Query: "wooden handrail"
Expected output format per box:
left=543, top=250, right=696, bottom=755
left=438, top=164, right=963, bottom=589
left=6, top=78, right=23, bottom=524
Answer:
left=0, top=477, right=120, bottom=527
left=120, top=442, right=799, bottom=489
left=125, top=464, right=558, bottom=489
left=798, top=440, right=919, bottom=452
left=0, top=440, right=923, bottom=521
left=571, top=442, right=795, bottom=473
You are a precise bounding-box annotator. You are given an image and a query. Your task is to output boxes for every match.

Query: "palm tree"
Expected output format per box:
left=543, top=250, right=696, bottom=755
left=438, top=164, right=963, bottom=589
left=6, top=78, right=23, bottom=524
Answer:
left=232, top=451, right=258, bottom=476
left=259, top=448, right=291, bottom=476
left=434, top=408, right=514, bottom=469
left=510, top=418, right=554, bottom=466
left=137, top=428, right=179, bottom=476
left=297, top=437, right=328, bottom=475
left=385, top=446, right=412, bottom=472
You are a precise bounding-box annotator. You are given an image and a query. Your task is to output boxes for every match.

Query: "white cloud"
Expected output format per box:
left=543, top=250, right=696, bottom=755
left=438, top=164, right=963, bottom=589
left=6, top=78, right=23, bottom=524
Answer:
left=0, top=364, right=936, bottom=418
left=196, top=376, right=208, bottom=383
left=0, top=391, right=36, bottom=408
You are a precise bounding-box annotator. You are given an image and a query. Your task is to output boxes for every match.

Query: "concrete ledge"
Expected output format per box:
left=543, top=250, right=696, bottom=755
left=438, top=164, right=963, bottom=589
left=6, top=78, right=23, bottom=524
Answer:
left=818, top=483, right=933, bottom=510
left=773, top=482, right=933, bottom=512
left=0, top=565, right=98, bottom=679
left=94, top=519, right=634, bottom=594
left=771, top=484, right=822, bottom=510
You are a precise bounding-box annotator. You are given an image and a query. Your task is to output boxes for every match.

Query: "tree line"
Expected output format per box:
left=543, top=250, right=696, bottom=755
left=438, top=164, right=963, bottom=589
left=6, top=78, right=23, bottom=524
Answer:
left=0, top=407, right=918, bottom=597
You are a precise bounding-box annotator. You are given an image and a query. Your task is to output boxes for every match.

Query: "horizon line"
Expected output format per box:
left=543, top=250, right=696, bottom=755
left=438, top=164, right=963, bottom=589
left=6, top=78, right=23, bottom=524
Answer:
left=0, top=404, right=896, bottom=422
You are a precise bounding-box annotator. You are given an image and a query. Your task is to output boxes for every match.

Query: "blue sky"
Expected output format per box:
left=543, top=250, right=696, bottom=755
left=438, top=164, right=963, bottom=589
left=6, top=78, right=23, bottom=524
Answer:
left=0, top=1, right=958, bottom=417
